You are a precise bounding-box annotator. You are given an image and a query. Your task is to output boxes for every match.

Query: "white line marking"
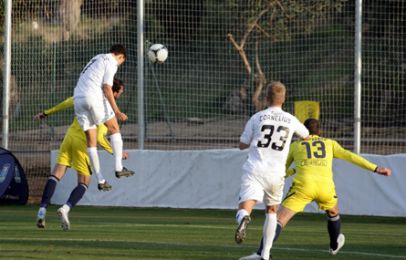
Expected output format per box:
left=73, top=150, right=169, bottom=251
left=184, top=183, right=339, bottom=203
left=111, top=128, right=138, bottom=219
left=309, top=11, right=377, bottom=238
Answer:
left=1, top=237, right=405, bottom=258
left=275, top=246, right=406, bottom=259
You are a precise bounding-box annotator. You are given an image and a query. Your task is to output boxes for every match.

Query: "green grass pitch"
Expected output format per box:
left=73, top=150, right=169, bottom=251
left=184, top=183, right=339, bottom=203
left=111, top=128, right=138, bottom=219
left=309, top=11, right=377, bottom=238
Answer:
left=0, top=205, right=405, bottom=259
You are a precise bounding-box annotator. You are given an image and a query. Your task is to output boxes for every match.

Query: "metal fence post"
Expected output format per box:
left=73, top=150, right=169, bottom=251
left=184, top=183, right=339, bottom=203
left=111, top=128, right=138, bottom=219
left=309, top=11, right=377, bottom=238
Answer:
left=137, top=0, right=145, bottom=149
left=354, top=0, right=362, bottom=154
left=2, top=0, right=12, bottom=149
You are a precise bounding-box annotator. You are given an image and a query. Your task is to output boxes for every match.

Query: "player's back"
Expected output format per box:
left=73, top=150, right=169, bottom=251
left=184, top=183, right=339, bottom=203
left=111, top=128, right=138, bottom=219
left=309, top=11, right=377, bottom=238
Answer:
left=241, top=107, right=308, bottom=176
left=288, top=135, right=337, bottom=181
left=74, top=54, right=118, bottom=100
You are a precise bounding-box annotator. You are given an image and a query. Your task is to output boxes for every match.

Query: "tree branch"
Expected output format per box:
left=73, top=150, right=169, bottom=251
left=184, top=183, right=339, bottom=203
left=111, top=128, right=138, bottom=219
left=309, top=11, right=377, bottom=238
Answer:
left=227, top=33, right=251, bottom=75
left=241, top=6, right=271, bottom=48
left=252, top=38, right=267, bottom=111
left=227, top=4, right=273, bottom=76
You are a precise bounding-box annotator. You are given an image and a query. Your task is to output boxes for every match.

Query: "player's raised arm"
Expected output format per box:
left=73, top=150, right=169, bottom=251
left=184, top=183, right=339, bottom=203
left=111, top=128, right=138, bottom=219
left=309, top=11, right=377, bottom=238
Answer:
left=33, top=97, right=74, bottom=120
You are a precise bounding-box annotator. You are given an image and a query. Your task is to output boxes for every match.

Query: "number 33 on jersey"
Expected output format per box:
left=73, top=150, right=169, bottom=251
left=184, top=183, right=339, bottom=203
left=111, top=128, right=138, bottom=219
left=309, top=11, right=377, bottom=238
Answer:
left=240, top=107, right=309, bottom=176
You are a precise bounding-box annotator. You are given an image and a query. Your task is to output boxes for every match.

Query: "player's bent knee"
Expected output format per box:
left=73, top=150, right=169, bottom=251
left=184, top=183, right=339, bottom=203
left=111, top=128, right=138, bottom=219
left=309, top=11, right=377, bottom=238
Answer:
left=266, top=205, right=278, bottom=213
left=108, top=125, right=120, bottom=134
left=326, top=208, right=339, bottom=218
left=104, top=117, right=120, bottom=133
left=77, top=174, right=91, bottom=185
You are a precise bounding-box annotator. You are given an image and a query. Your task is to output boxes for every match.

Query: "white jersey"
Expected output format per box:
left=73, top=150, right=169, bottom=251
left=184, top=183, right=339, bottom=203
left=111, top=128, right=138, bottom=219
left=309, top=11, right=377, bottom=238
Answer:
left=73, top=53, right=118, bottom=101
left=240, top=106, right=309, bottom=176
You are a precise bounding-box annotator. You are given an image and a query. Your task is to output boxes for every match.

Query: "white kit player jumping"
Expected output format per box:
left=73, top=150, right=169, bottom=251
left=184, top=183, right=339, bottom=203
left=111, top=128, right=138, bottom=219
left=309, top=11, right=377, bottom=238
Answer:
left=72, top=44, right=134, bottom=191
left=56, top=45, right=135, bottom=228
left=235, top=81, right=309, bottom=260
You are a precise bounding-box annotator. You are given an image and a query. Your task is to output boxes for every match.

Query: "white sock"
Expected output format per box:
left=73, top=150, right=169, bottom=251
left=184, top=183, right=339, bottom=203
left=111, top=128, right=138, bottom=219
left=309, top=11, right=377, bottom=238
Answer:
left=87, top=147, right=105, bottom=184
left=236, top=209, right=249, bottom=224
left=62, top=204, right=71, bottom=213
left=109, top=133, right=123, bottom=172
left=261, top=213, right=277, bottom=260
left=38, top=207, right=46, bottom=217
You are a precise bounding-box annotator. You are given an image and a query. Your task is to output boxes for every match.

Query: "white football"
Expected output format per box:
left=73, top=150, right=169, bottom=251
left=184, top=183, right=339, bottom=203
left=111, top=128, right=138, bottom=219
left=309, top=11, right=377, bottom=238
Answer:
left=147, top=43, right=168, bottom=64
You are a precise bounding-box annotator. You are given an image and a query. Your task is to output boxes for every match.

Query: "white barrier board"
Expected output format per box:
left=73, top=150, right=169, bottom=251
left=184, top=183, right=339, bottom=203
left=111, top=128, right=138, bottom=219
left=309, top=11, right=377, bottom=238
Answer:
left=51, top=150, right=406, bottom=217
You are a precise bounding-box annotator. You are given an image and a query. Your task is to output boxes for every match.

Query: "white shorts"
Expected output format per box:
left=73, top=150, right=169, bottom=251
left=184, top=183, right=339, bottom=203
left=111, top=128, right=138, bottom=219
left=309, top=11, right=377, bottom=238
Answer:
left=74, top=97, right=115, bottom=131
left=238, top=171, right=285, bottom=206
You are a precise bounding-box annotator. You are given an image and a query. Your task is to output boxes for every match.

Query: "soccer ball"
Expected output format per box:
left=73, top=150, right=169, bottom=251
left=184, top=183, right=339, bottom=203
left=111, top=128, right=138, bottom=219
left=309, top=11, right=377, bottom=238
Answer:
left=147, top=44, right=168, bottom=64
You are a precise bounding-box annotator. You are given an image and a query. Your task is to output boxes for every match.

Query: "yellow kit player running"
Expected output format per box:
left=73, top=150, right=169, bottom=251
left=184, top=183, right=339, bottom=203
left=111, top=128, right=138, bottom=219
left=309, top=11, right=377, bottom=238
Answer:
left=35, top=79, right=129, bottom=231
left=240, top=118, right=392, bottom=260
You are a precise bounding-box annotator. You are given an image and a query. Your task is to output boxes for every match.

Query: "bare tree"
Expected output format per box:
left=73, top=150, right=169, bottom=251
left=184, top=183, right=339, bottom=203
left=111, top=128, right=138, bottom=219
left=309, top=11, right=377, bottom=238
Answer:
left=227, top=0, right=348, bottom=111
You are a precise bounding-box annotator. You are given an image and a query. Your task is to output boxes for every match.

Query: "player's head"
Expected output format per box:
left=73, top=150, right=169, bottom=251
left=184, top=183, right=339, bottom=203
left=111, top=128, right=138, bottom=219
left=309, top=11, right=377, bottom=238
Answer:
left=112, top=78, right=124, bottom=99
left=110, top=44, right=127, bottom=65
left=304, top=118, right=321, bottom=135
left=266, top=81, right=286, bottom=106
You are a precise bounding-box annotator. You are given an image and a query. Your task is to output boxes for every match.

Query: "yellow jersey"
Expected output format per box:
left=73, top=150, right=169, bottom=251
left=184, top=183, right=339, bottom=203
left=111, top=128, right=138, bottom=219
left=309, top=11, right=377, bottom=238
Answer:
left=286, top=135, right=377, bottom=181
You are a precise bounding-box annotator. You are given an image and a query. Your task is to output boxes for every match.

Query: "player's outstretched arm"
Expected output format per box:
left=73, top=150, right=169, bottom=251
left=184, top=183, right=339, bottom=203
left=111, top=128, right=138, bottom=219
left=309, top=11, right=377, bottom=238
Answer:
left=375, top=167, right=392, bottom=176
left=33, top=97, right=74, bottom=120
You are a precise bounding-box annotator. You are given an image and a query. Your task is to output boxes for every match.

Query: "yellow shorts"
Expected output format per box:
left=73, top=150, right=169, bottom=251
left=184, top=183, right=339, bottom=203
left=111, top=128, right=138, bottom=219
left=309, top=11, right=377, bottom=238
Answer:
left=56, top=134, right=92, bottom=176
left=282, top=177, right=337, bottom=212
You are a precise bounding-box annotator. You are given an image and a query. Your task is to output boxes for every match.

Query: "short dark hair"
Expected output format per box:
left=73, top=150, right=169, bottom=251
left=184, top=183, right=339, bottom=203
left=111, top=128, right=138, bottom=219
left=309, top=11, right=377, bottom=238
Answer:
left=304, top=118, right=320, bottom=135
left=112, top=78, right=124, bottom=93
left=110, top=44, right=127, bottom=59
